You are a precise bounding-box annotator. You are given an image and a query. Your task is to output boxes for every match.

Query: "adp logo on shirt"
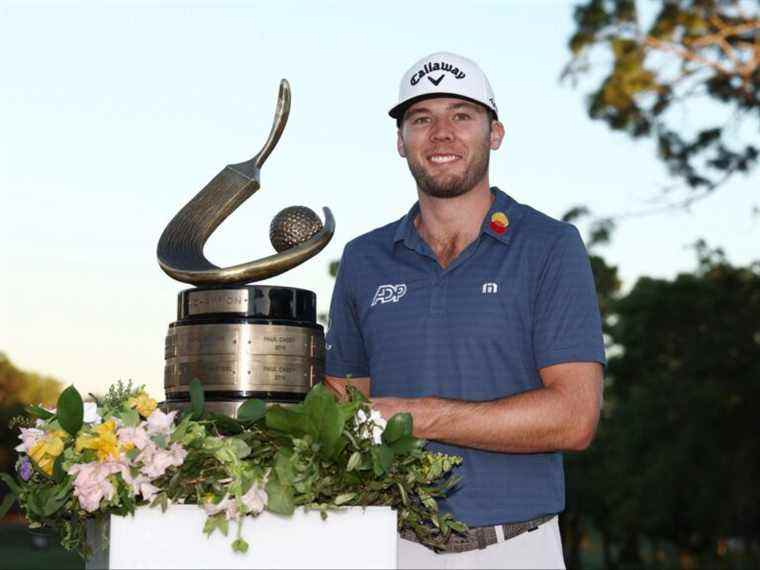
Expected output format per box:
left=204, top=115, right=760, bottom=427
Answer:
left=371, top=284, right=407, bottom=307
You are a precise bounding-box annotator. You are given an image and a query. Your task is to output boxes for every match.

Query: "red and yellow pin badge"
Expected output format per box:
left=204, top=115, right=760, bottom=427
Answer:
left=489, top=212, right=509, bottom=235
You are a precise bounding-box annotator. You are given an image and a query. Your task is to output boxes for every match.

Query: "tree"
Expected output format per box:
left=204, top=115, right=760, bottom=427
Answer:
left=0, top=354, right=62, bottom=479
left=563, top=243, right=760, bottom=568
left=564, top=0, right=759, bottom=207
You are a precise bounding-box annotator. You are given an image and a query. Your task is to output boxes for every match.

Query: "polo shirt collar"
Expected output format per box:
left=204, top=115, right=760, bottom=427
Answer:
left=393, top=187, right=522, bottom=248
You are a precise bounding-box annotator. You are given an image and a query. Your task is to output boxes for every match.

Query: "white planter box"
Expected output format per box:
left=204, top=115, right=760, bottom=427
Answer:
left=86, top=505, right=397, bottom=569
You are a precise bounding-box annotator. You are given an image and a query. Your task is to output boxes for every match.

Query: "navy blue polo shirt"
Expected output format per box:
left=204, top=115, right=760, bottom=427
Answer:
left=325, top=187, right=605, bottom=526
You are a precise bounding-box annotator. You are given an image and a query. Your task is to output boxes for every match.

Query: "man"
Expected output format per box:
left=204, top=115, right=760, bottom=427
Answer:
left=325, top=51, right=605, bottom=569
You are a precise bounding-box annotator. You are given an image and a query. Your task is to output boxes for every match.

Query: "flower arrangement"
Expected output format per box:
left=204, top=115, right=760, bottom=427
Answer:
left=1, top=380, right=466, bottom=557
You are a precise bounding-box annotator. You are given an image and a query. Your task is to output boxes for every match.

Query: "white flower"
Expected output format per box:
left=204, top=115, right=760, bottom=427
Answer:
left=355, top=408, right=387, bottom=445
left=241, top=482, right=267, bottom=515
left=145, top=409, right=177, bottom=436
left=203, top=494, right=237, bottom=519
left=83, top=402, right=102, bottom=424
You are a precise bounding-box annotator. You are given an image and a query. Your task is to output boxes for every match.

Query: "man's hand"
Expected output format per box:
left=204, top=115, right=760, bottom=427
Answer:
left=324, top=376, right=370, bottom=401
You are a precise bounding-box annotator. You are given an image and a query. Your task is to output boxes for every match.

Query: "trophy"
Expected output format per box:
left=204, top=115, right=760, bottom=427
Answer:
left=157, top=80, right=335, bottom=416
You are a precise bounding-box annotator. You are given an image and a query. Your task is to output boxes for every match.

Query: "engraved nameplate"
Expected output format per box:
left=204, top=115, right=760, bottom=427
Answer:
left=187, top=290, right=249, bottom=315
left=168, top=324, right=318, bottom=358
left=167, top=354, right=313, bottom=392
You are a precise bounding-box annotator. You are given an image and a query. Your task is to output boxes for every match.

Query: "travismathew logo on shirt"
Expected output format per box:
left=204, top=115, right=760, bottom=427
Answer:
left=410, top=60, right=466, bottom=86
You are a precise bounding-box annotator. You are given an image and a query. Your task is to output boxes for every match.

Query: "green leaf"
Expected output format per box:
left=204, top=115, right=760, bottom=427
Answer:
left=231, top=538, right=249, bottom=553
left=382, top=412, right=413, bottom=444
left=26, top=491, right=45, bottom=517
left=304, top=384, right=344, bottom=458
left=334, top=492, right=356, bottom=506
left=0, top=473, right=21, bottom=496
left=189, top=378, right=205, bottom=420
left=203, top=514, right=229, bottom=537
left=337, top=399, right=362, bottom=426
left=52, top=454, right=66, bottom=483
left=265, top=475, right=294, bottom=515
left=274, top=449, right=294, bottom=485
left=229, top=438, right=251, bottom=460
left=396, top=482, right=409, bottom=506
left=57, top=386, right=84, bottom=437
left=390, top=435, right=425, bottom=455
left=120, top=407, right=140, bottom=427
left=370, top=445, right=394, bottom=477
left=237, top=399, right=266, bottom=423
left=265, top=405, right=313, bottom=437
left=208, top=412, right=243, bottom=435
left=345, top=384, right=368, bottom=403
left=25, top=404, right=54, bottom=420
left=417, top=488, right=438, bottom=511
left=39, top=483, right=71, bottom=517
left=0, top=493, right=16, bottom=519
left=346, top=451, right=362, bottom=472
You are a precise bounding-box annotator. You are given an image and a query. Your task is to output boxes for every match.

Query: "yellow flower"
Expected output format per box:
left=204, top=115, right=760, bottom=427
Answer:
left=128, top=391, right=157, bottom=418
left=29, top=429, right=67, bottom=476
left=75, top=419, right=120, bottom=462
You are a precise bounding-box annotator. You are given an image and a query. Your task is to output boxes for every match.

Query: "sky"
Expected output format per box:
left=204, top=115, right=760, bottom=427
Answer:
left=1, top=0, right=757, bottom=399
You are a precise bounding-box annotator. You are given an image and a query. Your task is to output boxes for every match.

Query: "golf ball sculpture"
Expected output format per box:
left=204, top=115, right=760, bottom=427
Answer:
left=270, top=206, right=324, bottom=253
left=156, top=80, right=335, bottom=416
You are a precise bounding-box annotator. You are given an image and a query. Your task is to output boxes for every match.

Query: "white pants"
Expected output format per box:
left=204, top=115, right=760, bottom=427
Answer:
left=398, top=516, right=566, bottom=569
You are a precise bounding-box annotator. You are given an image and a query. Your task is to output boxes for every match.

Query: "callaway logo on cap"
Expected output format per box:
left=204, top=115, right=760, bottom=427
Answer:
left=389, top=51, right=498, bottom=120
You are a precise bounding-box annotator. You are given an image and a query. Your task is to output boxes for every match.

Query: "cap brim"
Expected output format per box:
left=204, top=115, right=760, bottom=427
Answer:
left=389, top=93, right=497, bottom=120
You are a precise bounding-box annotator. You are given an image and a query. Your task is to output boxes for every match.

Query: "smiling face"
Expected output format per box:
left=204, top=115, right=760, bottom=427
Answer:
left=397, top=97, right=503, bottom=199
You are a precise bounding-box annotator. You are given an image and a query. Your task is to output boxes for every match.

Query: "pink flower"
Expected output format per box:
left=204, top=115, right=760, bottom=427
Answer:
left=15, top=428, right=44, bottom=453
left=136, top=480, right=161, bottom=503
left=118, top=464, right=161, bottom=503
left=145, top=409, right=177, bottom=436
left=68, top=461, right=122, bottom=512
left=137, top=442, right=186, bottom=479
left=117, top=426, right=151, bottom=450
left=169, top=443, right=187, bottom=463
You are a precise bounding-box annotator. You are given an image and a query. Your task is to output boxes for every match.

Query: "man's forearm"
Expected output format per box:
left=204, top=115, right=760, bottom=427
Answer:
left=328, top=362, right=603, bottom=453
left=373, top=370, right=601, bottom=453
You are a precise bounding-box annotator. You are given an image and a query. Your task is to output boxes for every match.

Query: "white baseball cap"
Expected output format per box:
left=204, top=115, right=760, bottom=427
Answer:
left=389, top=51, right=498, bottom=121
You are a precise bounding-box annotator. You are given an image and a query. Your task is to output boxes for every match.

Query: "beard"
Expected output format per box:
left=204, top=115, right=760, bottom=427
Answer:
left=405, top=139, right=491, bottom=199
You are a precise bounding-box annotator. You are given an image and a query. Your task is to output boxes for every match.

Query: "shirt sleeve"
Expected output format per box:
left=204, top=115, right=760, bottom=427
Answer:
left=325, top=243, right=370, bottom=378
left=532, top=226, right=606, bottom=370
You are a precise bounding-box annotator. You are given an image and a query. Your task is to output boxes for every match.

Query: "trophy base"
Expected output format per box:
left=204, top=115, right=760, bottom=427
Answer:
left=163, top=285, right=324, bottom=415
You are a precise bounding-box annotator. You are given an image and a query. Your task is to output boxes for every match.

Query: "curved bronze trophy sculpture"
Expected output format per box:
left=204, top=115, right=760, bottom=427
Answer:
left=157, top=80, right=334, bottom=416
